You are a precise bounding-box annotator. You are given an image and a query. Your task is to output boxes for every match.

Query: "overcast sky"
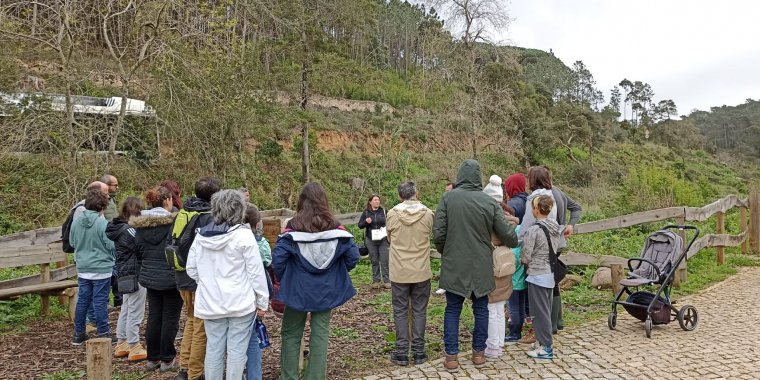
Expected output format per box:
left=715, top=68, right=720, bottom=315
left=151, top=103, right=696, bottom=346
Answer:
left=500, top=0, right=760, bottom=116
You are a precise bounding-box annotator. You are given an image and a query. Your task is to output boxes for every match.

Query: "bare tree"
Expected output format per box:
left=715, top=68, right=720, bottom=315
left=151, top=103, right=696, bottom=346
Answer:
left=0, top=1, right=86, bottom=156
left=101, top=0, right=165, bottom=158
left=429, top=0, right=511, bottom=158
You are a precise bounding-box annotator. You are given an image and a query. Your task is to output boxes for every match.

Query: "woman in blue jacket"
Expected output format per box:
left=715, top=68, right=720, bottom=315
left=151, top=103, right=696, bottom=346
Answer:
left=273, top=182, right=360, bottom=380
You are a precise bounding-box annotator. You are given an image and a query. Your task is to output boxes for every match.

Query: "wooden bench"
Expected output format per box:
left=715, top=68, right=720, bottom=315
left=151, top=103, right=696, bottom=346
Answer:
left=0, top=239, right=79, bottom=319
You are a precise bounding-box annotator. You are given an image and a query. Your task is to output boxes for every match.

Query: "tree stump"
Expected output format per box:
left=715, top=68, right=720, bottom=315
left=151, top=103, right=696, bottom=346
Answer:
left=86, top=338, right=112, bottom=380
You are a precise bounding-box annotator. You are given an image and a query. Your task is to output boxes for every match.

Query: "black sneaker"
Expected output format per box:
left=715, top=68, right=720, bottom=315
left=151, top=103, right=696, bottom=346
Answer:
left=97, top=333, right=118, bottom=343
left=412, top=352, right=428, bottom=365
left=389, top=353, right=408, bottom=366
left=176, top=369, right=188, bottom=380
left=72, top=332, right=89, bottom=346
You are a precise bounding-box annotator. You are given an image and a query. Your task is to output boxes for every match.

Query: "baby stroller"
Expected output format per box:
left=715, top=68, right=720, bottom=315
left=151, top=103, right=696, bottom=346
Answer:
left=608, top=225, right=700, bottom=338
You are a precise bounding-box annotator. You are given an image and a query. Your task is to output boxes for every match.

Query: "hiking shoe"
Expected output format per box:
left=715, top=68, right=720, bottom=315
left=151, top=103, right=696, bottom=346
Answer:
left=114, top=341, right=130, bottom=358
left=146, top=360, right=161, bottom=371
left=518, top=329, right=536, bottom=345
left=443, top=353, right=459, bottom=372
left=176, top=369, right=188, bottom=380
left=389, top=352, right=408, bottom=366
left=72, top=332, right=89, bottom=346
left=504, top=334, right=521, bottom=344
left=127, top=343, right=147, bottom=362
left=412, top=352, right=427, bottom=365
left=160, top=357, right=179, bottom=372
left=383, top=282, right=392, bottom=289
left=471, top=351, right=486, bottom=367
left=527, top=346, right=553, bottom=359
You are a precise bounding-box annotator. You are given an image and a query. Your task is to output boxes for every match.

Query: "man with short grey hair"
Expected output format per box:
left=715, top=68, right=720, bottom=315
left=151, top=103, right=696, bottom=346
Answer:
left=386, top=181, right=434, bottom=366
left=100, top=174, right=119, bottom=222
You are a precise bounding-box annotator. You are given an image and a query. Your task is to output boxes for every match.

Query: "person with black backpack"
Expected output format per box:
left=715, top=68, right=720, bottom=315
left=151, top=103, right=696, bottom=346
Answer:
left=173, top=177, right=221, bottom=380
left=62, top=181, right=109, bottom=335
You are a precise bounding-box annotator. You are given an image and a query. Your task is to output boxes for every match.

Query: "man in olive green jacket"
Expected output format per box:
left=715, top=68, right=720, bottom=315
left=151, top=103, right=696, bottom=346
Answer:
left=433, top=159, right=518, bottom=371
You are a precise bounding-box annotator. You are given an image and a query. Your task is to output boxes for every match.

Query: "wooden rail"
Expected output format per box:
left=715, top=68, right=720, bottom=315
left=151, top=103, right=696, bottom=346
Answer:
left=572, top=193, right=757, bottom=286
left=1, top=193, right=757, bottom=299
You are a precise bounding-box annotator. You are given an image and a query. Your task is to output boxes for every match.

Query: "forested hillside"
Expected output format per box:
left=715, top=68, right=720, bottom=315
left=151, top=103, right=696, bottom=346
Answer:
left=0, top=0, right=757, bottom=234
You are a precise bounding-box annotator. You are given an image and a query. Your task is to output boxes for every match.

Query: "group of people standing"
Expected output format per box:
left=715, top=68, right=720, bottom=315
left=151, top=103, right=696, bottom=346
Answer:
left=66, top=158, right=579, bottom=378
left=358, top=160, right=581, bottom=372
left=67, top=175, right=360, bottom=380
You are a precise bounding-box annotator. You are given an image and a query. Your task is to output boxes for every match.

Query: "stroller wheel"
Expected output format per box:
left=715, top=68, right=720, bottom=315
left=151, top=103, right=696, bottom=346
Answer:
left=677, top=305, right=699, bottom=331
left=644, top=318, right=652, bottom=338
left=607, top=313, right=617, bottom=330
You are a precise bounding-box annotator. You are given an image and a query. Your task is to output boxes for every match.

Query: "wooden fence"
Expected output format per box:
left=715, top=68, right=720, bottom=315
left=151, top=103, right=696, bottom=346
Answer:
left=338, top=193, right=759, bottom=293
left=1, top=193, right=758, bottom=296
left=569, top=193, right=758, bottom=292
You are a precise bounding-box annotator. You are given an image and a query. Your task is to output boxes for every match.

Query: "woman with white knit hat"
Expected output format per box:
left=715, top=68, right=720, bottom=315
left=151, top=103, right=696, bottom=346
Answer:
left=483, top=174, right=516, bottom=358
left=483, top=175, right=504, bottom=202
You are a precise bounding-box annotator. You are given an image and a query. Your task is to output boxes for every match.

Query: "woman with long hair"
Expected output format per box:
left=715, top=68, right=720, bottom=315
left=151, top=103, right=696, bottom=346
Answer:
left=106, top=196, right=147, bottom=361
left=357, top=194, right=390, bottom=288
left=131, top=186, right=182, bottom=372
left=518, top=166, right=583, bottom=336
left=273, top=182, right=360, bottom=380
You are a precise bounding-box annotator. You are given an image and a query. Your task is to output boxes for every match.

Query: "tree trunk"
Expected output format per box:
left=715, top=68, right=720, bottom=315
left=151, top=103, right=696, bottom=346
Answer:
left=109, top=88, right=129, bottom=157
left=300, top=29, right=311, bottom=184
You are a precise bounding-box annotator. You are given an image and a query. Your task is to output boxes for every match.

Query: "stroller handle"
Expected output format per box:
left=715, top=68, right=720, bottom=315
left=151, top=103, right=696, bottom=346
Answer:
left=662, top=225, right=700, bottom=252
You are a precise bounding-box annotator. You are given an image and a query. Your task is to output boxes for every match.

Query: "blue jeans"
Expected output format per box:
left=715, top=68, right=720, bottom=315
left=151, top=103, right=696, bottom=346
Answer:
left=74, top=277, right=111, bottom=336
left=443, top=292, right=488, bottom=354
left=246, top=317, right=262, bottom=380
left=86, top=303, right=96, bottom=325
left=507, top=289, right=528, bottom=338
left=204, top=312, right=255, bottom=380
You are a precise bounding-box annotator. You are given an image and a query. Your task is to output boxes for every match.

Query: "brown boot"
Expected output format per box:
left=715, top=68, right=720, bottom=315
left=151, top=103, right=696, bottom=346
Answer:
left=443, top=353, right=459, bottom=372
left=471, top=351, right=486, bottom=367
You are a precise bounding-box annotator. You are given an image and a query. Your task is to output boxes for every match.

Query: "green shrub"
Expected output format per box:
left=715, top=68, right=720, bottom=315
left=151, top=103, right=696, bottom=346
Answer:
left=259, top=139, right=283, bottom=159
left=618, top=164, right=703, bottom=211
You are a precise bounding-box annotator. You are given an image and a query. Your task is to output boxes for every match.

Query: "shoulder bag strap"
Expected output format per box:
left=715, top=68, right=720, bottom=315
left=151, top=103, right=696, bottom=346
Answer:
left=537, top=224, right=558, bottom=267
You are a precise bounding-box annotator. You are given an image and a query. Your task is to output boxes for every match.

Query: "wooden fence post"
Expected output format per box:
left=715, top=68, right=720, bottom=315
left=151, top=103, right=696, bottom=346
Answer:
left=741, top=207, right=748, bottom=254
left=751, top=192, right=760, bottom=255
left=674, top=214, right=687, bottom=286
left=56, top=259, right=68, bottom=306
left=610, top=264, right=624, bottom=295
left=40, top=263, right=50, bottom=316
left=86, top=337, right=112, bottom=380
left=716, top=211, right=725, bottom=265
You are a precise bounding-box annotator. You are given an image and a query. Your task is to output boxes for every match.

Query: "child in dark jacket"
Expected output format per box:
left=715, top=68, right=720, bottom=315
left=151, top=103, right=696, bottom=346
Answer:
left=520, top=195, right=561, bottom=360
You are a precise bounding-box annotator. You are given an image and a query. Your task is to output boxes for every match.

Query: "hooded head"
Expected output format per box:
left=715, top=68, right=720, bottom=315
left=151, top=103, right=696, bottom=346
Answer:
left=483, top=175, right=503, bottom=201
left=504, top=173, right=527, bottom=198
left=454, top=159, right=482, bottom=191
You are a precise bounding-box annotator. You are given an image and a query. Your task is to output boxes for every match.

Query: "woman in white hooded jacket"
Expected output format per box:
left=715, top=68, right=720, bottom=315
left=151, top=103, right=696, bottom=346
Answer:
left=187, top=189, right=269, bottom=380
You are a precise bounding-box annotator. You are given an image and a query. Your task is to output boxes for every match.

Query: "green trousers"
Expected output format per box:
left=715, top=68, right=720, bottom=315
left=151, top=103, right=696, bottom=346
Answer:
left=280, top=306, right=332, bottom=380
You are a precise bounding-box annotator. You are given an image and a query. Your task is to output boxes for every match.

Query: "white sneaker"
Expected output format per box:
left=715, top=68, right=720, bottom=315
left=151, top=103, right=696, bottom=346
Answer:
left=435, top=288, right=446, bottom=295
left=527, top=346, right=553, bottom=359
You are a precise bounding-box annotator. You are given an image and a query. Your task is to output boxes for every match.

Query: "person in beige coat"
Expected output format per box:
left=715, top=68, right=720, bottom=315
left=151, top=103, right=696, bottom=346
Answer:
left=386, top=181, right=434, bottom=367
left=484, top=176, right=517, bottom=359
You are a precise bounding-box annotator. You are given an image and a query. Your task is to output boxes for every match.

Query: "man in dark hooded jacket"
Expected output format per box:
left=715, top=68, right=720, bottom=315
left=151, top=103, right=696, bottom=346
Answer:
left=176, top=177, right=222, bottom=380
left=433, top=159, right=518, bottom=372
